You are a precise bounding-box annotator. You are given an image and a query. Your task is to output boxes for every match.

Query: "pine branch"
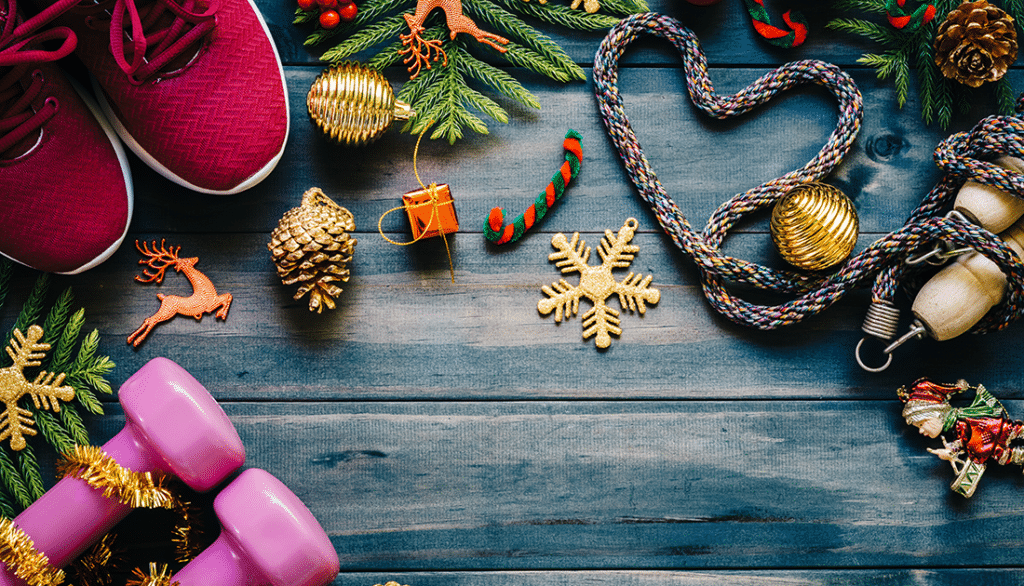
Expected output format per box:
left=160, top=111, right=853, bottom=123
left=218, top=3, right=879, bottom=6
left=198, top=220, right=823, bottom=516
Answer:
left=598, top=0, right=648, bottom=15
left=34, top=411, right=75, bottom=456
left=458, top=54, right=541, bottom=109
left=16, top=444, right=44, bottom=501
left=2, top=274, right=49, bottom=367
left=294, top=6, right=317, bottom=25
left=831, top=0, right=887, bottom=14
left=462, top=0, right=584, bottom=81
left=826, top=18, right=903, bottom=47
left=937, top=76, right=955, bottom=130
left=366, top=38, right=409, bottom=69
left=858, top=52, right=901, bottom=79
left=894, top=49, right=911, bottom=108
left=320, top=13, right=408, bottom=63
left=0, top=449, right=31, bottom=510
left=491, top=0, right=620, bottom=30
left=49, top=308, right=84, bottom=375
left=40, top=287, right=74, bottom=349
left=0, top=489, right=15, bottom=519
left=58, top=403, right=90, bottom=446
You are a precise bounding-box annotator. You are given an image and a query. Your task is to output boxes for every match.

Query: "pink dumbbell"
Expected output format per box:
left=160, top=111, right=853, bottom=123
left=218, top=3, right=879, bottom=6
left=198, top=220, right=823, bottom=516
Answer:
left=171, top=468, right=339, bottom=586
left=0, top=357, right=246, bottom=585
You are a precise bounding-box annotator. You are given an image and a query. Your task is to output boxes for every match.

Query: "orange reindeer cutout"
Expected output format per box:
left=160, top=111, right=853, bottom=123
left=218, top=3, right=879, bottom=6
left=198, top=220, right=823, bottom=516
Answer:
left=399, top=0, right=509, bottom=79
left=128, top=240, right=233, bottom=347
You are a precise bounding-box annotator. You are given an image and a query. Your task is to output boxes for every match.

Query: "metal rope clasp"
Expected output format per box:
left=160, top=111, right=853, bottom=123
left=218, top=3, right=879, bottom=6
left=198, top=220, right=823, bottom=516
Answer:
left=855, top=300, right=928, bottom=372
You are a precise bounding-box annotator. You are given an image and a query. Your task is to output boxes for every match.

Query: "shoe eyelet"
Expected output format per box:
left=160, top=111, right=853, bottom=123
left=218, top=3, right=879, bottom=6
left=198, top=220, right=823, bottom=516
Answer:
left=44, top=97, right=59, bottom=113
left=32, top=70, right=44, bottom=82
left=128, top=74, right=144, bottom=86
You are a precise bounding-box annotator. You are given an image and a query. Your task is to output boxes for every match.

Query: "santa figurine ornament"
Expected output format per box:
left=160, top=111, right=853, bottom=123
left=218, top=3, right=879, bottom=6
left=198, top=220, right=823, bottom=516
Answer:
left=898, top=378, right=1024, bottom=497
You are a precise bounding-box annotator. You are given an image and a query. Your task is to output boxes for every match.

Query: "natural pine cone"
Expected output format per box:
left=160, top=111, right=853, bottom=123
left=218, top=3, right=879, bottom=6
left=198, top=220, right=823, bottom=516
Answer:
left=934, top=0, right=1018, bottom=88
left=268, top=187, right=357, bottom=313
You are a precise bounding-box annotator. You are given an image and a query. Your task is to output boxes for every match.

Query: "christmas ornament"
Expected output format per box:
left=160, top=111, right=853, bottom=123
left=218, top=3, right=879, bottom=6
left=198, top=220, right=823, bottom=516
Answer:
left=128, top=469, right=338, bottom=586
left=885, top=0, right=936, bottom=31
left=0, top=326, right=73, bottom=451
left=0, top=357, right=244, bottom=584
left=744, top=0, right=808, bottom=48
left=829, top=0, right=1024, bottom=128
left=297, top=0, right=647, bottom=142
left=485, top=130, right=582, bottom=245
left=769, top=182, right=859, bottom=271
left=399, top=0, right=509, bottom=80
left=307, top=62, right=414, bottom=146
left=898, top=378, right=1024, bottom=497
left=934, top=0, right=1017, bottom=88
left=538, top=218, right=660, bottom=348
left=268, top=187, right=358, bottom=313
left=128, top=240, right=233, bottom=348
left=379, top=126, right=458, bottom=281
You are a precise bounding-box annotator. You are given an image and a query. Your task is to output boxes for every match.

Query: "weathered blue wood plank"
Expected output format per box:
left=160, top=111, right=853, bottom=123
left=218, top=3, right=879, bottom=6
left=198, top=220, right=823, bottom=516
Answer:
left=73, top=401, right=1024, bottom=570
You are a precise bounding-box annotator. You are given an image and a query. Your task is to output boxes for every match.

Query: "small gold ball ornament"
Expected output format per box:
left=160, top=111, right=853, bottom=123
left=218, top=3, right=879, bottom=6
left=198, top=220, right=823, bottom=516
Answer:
left=307, top=62, right=414, bottom=146
left=268, top=188, right=357, bottom=313
left=770, top=182, right=859, bottom=271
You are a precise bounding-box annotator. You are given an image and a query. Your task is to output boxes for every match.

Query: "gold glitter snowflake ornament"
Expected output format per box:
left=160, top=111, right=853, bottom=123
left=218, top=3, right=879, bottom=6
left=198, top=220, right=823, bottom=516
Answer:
left=538, top=218, right=660, bottom=348
left=0, top=326, right=74, bottom=450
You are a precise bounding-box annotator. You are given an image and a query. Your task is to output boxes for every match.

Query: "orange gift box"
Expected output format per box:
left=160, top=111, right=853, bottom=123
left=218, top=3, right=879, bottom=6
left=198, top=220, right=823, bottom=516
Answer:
left=402, top=183, right=459, bottom=240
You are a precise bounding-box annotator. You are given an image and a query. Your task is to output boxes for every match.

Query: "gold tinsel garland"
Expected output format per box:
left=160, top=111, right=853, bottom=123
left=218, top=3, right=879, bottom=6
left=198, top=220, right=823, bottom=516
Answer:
left=125, top=563, right=177, bottom=586
left=56, top=445, right=177, bottom=509
left=0, top=518, right=65, bottom=586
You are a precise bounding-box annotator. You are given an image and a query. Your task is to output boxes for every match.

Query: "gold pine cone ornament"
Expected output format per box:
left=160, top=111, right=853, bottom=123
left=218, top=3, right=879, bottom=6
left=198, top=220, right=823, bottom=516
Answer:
left=269, top=188, right=357, bottom=312
left=308, top=62, right=414, bottom=145
left=934, top=0, right=1018, bottom=87
left=770, top=183, right=859, bottom=271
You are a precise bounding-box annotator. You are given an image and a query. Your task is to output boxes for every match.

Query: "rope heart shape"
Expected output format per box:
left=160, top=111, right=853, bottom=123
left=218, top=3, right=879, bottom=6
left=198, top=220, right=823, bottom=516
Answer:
left=592, top=12, right=1024, bottom=336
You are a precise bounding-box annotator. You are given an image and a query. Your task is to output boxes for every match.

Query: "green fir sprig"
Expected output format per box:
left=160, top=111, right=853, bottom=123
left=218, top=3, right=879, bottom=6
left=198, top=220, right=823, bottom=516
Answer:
left=298, top=0, right=646, bottom=142
left=828, top=0, right=1024, bottom=129
left=0, top=263, right=115, bottom=515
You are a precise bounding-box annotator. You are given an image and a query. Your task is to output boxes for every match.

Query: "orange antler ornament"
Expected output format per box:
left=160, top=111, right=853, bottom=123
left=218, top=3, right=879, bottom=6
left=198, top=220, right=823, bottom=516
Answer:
left=399, top=0, right=509, bottom=79
left=128, top=240, right=233, bottom=347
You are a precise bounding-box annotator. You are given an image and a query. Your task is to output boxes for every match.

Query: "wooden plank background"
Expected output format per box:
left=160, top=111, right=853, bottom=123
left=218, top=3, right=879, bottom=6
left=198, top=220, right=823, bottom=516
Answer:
left=6, top=0, right=1024, bottom=583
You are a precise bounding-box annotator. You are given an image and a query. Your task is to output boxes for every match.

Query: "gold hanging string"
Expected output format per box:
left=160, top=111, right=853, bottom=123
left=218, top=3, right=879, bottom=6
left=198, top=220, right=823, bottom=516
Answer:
left=377, top=123, right=456, bottom=282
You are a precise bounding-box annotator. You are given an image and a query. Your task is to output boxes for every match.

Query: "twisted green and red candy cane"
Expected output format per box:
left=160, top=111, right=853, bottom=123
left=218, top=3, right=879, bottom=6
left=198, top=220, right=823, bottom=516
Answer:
left=885, top=0, right=936, bottom=31
left=484, top=130, right=582, bottom=245
left=744, top=0, right=807, bottom=48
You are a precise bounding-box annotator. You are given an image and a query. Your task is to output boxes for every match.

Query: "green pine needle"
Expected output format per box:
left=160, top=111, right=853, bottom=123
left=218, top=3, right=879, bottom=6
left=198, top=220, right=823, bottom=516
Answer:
left=832, top=0, right=887, bottom=14
left=0, top=449, right=31, bottom=510
left=894, top=52, right=911, bottom=109
left=294, top=7, right=317, bottom=25
left=58, top=403, right=90, bottom=446
left=40, top=287, right=74, bottom=348
left=34, top=411, right=75, bottom=456
left=49, top=308, right=84, bottom=375
left=320, top=13, right=409, bottom=63
left=826, top=18, right=903, bottom=47
left=0, top=489, right=15, bottom=519
left=3, top=274, right=49, bottom=367
left=304, top=0, right=635, bottom=140
left=17, top=444, right=45, bottom=501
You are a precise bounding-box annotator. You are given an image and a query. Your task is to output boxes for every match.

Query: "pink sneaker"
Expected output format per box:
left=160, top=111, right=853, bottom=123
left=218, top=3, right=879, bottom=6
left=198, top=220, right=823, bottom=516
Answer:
left=39, top=0, right=289, bottom=194
left=1, top=0, right=133, bottom=274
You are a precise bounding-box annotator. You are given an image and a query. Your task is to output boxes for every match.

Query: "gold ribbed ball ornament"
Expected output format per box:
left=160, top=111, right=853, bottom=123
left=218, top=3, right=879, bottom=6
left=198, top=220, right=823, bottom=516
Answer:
left=770, top=182, right=859, bottom=271
left=307, top=61, right=414, bottom=145
left=268, top=187, right=357, bottom=313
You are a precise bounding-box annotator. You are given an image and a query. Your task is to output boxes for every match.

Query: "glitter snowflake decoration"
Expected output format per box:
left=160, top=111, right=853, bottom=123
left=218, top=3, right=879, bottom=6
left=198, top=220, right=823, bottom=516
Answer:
left=0, top=326, right=74, bottom=450
left=538, top=218, right=660, bottom=348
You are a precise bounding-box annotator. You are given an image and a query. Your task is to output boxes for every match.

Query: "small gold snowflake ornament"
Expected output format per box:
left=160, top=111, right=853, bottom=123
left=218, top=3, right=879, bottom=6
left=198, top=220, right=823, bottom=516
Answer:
left=0, top=326, right=74, bottom=450
left=538, top=218, right=660, bottom=348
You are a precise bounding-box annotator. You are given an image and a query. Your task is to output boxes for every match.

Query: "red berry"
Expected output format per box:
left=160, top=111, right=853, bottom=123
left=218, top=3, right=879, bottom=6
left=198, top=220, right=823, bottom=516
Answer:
left=338, top=2, right=356, bottom=21
left=318, top=9, right=340, bottom=28
left=297, top=0, right=317, bottom=10
left=336, top=0, right=352, bottom=5
left=316, top=0, right=338, bottom=10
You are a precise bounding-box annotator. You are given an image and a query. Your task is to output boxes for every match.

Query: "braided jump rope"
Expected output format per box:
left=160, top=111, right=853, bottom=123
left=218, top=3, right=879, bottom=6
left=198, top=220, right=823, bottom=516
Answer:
left=592, top=12, right=1024, bottom=370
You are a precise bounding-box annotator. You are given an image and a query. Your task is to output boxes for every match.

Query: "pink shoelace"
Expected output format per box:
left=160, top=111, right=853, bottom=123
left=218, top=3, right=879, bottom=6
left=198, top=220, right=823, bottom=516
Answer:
left=0, top=0, right=78, bottom=157
left=78, top=0, right=218, bottom=83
